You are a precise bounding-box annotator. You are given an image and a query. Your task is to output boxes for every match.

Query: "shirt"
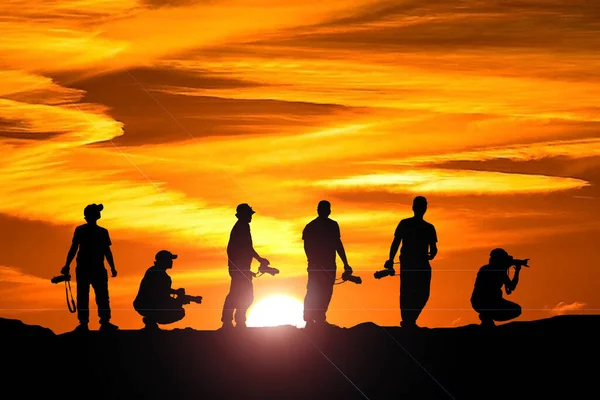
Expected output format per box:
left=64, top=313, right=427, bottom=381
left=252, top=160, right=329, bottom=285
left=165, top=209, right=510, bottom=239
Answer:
left=302, top=217, right=341, bottom=270
left=134, top=267, right=172, bottom=308
left=471, top=264, right=510, bottom=301
left=72, top=223, right=111, bottom=268
left=227, top=220, right=253, bottom=271
left=394, top=217, right=437, bottom=262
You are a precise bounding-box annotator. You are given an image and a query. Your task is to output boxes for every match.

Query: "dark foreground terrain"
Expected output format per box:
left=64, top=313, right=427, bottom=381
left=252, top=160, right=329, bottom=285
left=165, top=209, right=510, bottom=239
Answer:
left=4, top=315, right=599, bottom=399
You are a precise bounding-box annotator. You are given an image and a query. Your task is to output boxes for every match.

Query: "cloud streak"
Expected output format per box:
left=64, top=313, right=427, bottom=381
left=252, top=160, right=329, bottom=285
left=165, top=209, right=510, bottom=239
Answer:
left=314, top=169, right=590, bottom=195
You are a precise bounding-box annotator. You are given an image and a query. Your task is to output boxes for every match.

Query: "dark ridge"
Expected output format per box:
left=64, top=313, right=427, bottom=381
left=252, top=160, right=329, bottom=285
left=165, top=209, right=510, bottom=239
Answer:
left=4, top=315, right=598, bottom=399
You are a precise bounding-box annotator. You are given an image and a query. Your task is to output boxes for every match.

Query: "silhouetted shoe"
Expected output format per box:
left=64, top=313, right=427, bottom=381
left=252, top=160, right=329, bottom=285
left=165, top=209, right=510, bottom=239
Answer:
left=400, top=321, right=419, bottom=330
left=73, top=323, right=89, bottom=333
left=480, top=319, right=496, bottom=328
left=100, top=322, right=119, bottom=332
left=220, top=321, right=234, bottom=331
left=142, top=320, right=161, bottom=331
left=304, top=320, right=315, bottom=330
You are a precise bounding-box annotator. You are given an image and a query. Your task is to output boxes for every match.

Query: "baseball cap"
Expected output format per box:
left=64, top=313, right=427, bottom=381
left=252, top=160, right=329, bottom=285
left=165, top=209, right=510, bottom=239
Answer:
left=155, top=250, right=178, bottom=262
left=236, top=203, right=256, bottom=215
left=490, top=248, right=510, bottom=262
left=84, top=203, right=103, bottom=217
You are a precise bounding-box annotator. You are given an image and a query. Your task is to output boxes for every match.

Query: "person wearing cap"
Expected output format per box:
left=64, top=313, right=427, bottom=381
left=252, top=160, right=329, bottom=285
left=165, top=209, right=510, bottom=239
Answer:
left=385, top=196, right=438, bottom=329
left=470, top=248, right=528, bottom=327
left=60, top=203, right=118, bottom=332
left=221, top=203, right=270, bottom=329
left=302, top=200, right=352, bottom=329
left=133, top=250, right=187, bottom=331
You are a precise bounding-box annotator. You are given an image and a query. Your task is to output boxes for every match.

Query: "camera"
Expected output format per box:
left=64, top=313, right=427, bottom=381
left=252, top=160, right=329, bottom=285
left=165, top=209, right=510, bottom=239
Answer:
left=342, top=271, right=362, bottom=284
left=178, top=294, right=203, bottom=305
left=374, top=269, right=395, bottom=279
left=51, top=274, right=71, bottom=284
left=512, top=258, right=530, bottom=267
left=258, top=264, right=280, bottom=276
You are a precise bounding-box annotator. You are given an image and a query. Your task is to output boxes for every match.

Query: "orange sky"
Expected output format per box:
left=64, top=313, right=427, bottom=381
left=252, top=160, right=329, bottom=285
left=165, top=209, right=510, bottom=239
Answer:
left=1, top=0, right=598, bottom=334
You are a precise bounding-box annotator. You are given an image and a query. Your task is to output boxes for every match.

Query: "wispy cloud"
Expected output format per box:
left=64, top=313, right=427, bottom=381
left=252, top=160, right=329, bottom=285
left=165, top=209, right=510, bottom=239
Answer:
left=313, top=169, right=590, bottom=195
left=549, top=301, right=586, bottom=316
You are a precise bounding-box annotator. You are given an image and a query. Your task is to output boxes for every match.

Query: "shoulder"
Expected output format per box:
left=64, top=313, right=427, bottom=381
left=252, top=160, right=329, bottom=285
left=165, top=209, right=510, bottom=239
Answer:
left=396, top=218, right=410, bottom=229
left=304, top=218, right=319, bottom=229
left=232, top=221, right=247, bottom=231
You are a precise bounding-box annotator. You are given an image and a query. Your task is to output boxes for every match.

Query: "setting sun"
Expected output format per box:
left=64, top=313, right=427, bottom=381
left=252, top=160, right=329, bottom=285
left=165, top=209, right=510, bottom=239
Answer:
left=246, top=295, right=306, bottom=328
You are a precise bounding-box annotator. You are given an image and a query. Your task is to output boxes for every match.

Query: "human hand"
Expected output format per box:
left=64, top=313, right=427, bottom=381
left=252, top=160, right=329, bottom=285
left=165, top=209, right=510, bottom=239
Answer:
left=344, top=264, right=353, bottom=274
left=259, top=257, right=270, bottom=266
left=110, top=267, right=118, bottom=277
left=60, top=266, right=70, bottom=276
left=384, top=259, right=394, bottom=270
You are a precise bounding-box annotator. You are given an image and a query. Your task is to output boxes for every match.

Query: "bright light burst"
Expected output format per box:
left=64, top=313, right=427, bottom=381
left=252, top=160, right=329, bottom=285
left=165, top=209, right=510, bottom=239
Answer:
left=246, top=294, right=306, bottom=328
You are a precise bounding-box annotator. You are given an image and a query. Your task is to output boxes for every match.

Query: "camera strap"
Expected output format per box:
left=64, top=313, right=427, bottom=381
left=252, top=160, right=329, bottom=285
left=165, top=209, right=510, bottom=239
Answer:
left=65, top=280, right=77, bottom=313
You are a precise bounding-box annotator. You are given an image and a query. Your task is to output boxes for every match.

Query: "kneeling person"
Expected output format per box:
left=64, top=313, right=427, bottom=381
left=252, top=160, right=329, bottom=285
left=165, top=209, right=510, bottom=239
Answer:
left=134, top=250, right=201, bottom=330
left=471, top=248, right=528, bottom=327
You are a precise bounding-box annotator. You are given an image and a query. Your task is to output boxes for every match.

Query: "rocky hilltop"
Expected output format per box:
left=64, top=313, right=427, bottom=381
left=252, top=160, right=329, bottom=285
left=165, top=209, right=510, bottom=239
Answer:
left=4, top=315, right=598, bottom=399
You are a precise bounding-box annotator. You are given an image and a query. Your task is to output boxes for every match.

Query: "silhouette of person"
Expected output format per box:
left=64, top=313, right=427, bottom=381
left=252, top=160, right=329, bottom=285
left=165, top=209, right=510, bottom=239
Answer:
left=133, top=250, right=190, bottom=331
left=60, top=203, right=118, bottom=332
left=221, top=203, right=270, bottom=329
left=385, top=196, right=437, bottom=328
left=302, top=200, right=352, bottom=328
left=471, top=248, right=526, bottom=327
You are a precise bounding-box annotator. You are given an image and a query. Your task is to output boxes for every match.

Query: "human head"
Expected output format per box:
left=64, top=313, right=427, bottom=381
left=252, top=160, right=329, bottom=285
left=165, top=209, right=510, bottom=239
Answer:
left=317, top=200, right=331, bottom=218
left=154, top=250, right=178, bottom=270
left=489, top=248, right=513, bottom=267
left=236, top=203, right=255, bottom=222
left=84, top=203, right=103, bottom=222
left=412, top=196, right=427, bottom=218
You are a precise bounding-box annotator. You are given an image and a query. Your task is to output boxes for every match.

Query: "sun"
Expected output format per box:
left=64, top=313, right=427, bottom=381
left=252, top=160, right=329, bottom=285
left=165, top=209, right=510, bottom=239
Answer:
left=246, top=294, right=306, bottom=328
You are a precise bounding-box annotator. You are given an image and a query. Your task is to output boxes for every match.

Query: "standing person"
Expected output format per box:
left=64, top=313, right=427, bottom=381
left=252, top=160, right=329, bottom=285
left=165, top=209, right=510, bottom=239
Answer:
left=60, top=203, right=118, bottom=332
left=302, top=200, right=352, bottom=329
left=221, top=203, right=270, bottom=329
left=384, top=196, right=437, bottom=329
left=471, top=248, right=527, bottom=327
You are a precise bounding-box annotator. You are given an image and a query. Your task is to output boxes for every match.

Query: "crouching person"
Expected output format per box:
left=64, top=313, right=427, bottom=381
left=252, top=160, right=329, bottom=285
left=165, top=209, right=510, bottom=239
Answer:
left=134, top=250, right=201, bottom=331
left=471, top=248, right=528, bottom=327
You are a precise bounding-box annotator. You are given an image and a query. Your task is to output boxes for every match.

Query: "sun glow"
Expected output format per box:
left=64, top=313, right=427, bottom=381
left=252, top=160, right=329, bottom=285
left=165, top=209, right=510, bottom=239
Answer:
left=246, top=295, right=306, bottom=328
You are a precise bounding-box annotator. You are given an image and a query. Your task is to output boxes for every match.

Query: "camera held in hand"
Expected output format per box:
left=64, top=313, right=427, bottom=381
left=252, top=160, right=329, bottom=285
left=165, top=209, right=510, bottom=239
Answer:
left=374, top=259, right=396, bottom=279
left=178, top=294, right=203, bottom=305
left=342, top=271, right=362, bottom=284
left=51, top=274, right=71, bottom=284
left=511, top=257, right=530, bottom=268
left=258, top=262, right=280, bottom=276
left=374, top=268, right=395, bottom=279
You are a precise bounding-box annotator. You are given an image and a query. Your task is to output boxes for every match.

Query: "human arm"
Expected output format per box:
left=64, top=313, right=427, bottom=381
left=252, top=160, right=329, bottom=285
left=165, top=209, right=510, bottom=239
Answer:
left=428, top=225, right=438, bottom=260
left=61, top=242, right=78, bottom=275
left=386, top=222, right=402, bottom=269
left=337, top=239, right=352, bottom=273
left=252, top=248, right=269, bottom=265
left=505, top=266, right=521, bottom=294
left=429, top=242, right=438, bottom=260
left=105, top=247, right=117, bottom=277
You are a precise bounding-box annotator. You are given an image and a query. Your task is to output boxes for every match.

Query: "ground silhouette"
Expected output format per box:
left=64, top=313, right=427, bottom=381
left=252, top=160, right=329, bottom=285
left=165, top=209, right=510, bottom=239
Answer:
left=4, top=315, right=598, bottom=399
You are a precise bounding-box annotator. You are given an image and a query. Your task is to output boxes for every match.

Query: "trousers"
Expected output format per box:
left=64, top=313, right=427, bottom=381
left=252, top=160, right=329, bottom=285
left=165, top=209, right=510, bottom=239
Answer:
left=221, top=270, right=254, bottom=324
left=303, top=269, right=336, bottom=323
left=76, top=266, right=111, bottom=324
